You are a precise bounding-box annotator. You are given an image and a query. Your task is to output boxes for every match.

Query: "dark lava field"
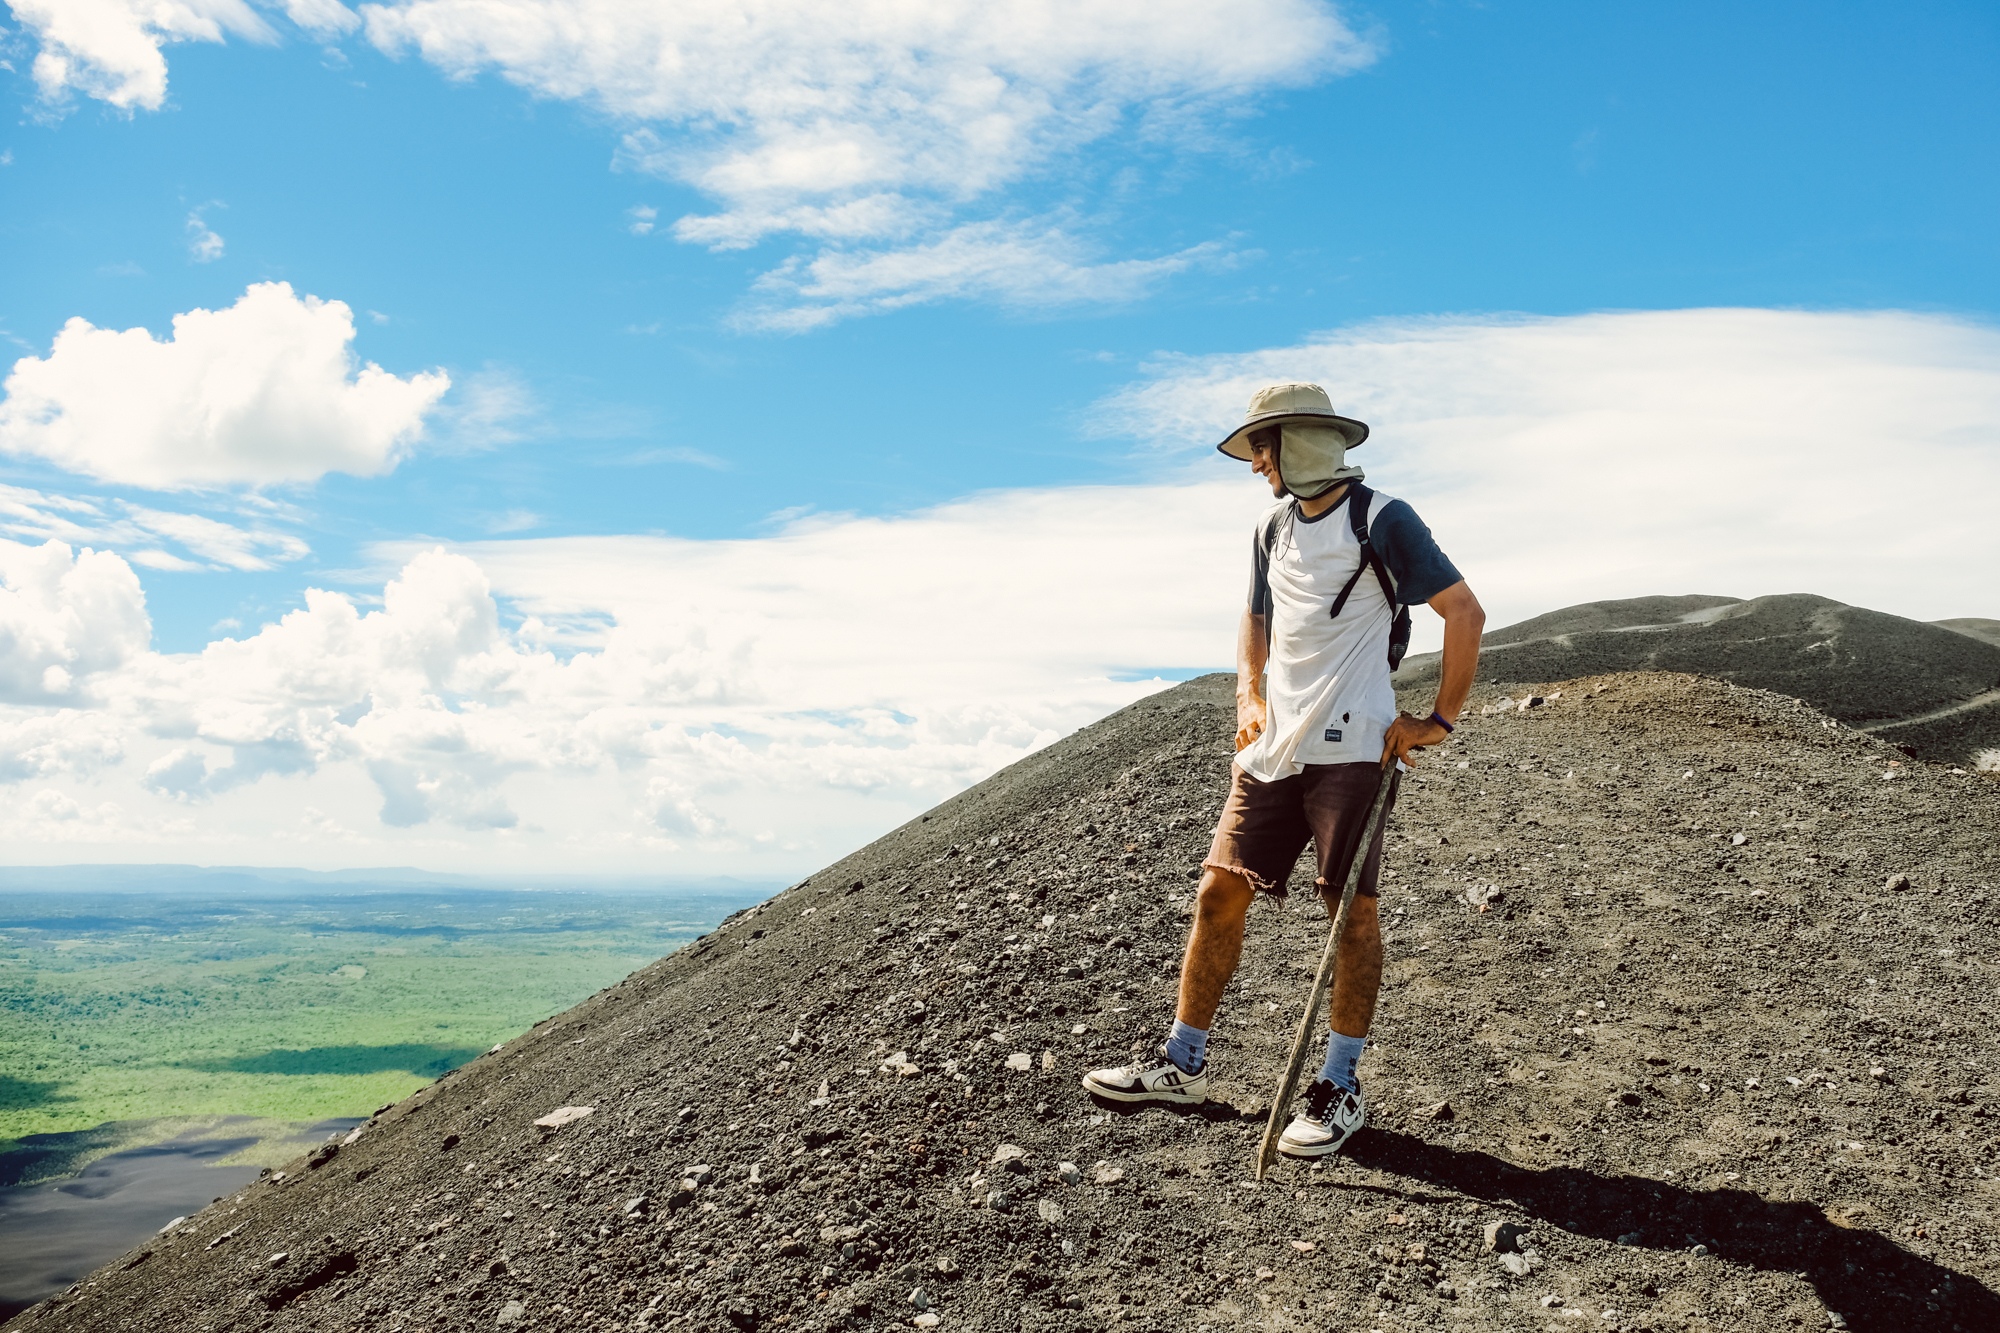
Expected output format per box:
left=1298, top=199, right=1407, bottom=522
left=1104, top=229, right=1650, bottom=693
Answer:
left=11, top=667, right=1998, bottom=1333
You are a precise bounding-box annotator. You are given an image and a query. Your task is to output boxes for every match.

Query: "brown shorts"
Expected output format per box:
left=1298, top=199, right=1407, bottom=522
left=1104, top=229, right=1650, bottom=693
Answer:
left=1204, top=762, right=1400, bottom=901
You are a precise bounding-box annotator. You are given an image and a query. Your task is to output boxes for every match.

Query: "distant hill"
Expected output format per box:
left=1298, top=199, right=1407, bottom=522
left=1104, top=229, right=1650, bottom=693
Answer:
left=1935, top=617, right=2000, bottom=650
left=1399, top=593, right=2000, bottom=768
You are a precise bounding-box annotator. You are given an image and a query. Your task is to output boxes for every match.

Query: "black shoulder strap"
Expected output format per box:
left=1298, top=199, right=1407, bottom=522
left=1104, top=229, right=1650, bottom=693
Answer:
left=1347, top=483, right=1400, bottom=608
left=1327, top=483, right=1398, bottom=618
left=1258, top=500, right=1297, bottom=560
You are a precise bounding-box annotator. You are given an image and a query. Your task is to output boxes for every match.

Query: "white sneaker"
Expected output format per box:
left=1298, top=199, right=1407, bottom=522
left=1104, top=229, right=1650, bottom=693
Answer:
left=1277, top=1077, right=1366, bottom=1158
left=1080, top=1047, right=1209, bottom=1105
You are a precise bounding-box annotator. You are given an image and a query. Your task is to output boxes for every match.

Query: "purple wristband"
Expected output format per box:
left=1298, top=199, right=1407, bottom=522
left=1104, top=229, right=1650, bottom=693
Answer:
left=1428, top=711, right=1455, bottom=733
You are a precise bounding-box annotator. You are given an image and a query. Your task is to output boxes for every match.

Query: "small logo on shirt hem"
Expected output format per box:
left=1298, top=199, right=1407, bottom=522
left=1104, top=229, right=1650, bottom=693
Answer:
left=1324, top=728, right=1342, bottom=742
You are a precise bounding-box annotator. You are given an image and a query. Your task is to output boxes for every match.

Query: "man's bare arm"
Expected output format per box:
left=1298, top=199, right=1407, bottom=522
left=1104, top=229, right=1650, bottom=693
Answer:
left=1380, top=579, right=1486, bottom=766
left=1235, top=609, right=1267, bottom=752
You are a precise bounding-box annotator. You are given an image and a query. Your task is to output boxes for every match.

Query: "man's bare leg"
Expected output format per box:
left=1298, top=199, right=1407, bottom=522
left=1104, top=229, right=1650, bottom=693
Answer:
left=1176, top=866, right=1256, bottom=1029
left=1079, top=865, right=1250, bottom=1101
left=1326, top=894, right=1383, bottom=1038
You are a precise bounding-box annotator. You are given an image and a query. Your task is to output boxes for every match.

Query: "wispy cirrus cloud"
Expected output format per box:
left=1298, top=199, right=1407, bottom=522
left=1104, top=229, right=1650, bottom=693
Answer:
left=184, top=206, right=226, bottom=261
left=0, top=483, right=311, bottom=571
left=738, top=221, right=1235, bottom=332
left=365, top=0, right=1372, bottom=324
left=10, top=0, right=1376, bottom=326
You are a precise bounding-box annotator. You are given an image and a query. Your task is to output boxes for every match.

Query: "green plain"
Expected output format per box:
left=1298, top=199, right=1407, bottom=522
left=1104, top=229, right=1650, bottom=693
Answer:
left=0, top=885, right=766, bottom=1184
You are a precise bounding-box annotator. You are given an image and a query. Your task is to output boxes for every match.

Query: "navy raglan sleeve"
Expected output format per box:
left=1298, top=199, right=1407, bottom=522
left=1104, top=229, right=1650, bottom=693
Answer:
left=1248, top=523, right=1272, bottom=616
left=1372, top=499, right=1463, bottom=606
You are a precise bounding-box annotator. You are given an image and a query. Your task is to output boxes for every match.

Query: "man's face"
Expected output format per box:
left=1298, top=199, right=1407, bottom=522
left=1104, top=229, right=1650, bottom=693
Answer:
left=1248, top=427, right=1284, bottom=496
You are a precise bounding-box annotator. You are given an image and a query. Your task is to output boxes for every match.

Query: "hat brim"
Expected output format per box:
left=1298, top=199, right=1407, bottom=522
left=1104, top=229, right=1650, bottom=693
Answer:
left=1215, top=410, right=1369, bottom=460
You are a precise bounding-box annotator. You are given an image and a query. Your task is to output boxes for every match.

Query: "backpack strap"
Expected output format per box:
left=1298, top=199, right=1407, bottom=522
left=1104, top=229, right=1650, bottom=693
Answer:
left=1350, top=482, right=1400, bottom=609
left=1320, top=482, right=1415, bottom=671
left=1327, top=483, right=1397, bottom=618
left=1255, top=501, right=1297, bottom=656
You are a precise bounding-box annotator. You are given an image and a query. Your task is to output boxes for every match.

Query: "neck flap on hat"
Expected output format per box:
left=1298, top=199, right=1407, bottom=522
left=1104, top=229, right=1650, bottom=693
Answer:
left=1277, top=423, right=1365, bottom=499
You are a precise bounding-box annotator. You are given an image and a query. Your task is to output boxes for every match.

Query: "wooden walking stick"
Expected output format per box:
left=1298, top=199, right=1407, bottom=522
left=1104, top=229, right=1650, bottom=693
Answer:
left=1254, top=762, right=1397, bottom=1181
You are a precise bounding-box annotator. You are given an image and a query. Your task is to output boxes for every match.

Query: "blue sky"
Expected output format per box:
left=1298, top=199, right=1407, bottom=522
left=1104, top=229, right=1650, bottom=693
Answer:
left=0, top=1, right=1996, bottom=870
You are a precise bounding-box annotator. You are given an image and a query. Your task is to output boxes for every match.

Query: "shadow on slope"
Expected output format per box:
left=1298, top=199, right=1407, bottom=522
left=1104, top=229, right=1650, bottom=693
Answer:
left=1346, top=1131, right=1995, bottom=1333
left=188, top=1045, right=485, bottom=1078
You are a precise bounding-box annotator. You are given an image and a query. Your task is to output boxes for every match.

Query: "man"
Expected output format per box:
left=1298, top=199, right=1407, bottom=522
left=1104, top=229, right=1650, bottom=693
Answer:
left=1084, top=382, right=1485, bottom=1159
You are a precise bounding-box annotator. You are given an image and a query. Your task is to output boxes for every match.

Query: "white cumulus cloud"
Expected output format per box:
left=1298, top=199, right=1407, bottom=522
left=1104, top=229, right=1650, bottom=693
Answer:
left=9, top=0, right=359, bottom=110
left=0, top=282, right=450, bottom=490
left=0, top=307, right=1994, bottom=874
left=10, top=0, right=272, bottom=110
left=0, top=538, right=151, bottom=704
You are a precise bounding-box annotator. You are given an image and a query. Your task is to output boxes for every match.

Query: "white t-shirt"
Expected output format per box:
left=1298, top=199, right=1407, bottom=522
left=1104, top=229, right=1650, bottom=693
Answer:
left=1233, top=487, right=1460, bottom=782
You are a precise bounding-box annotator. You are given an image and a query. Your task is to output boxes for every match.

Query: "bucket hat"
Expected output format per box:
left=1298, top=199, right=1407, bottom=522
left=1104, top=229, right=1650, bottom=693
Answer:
left=1214, top=382, right=1368, bottom=459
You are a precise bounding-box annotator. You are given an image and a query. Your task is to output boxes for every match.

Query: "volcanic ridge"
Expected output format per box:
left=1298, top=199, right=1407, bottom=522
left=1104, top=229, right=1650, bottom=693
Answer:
left=12, top=601, right=2000, bottom=1333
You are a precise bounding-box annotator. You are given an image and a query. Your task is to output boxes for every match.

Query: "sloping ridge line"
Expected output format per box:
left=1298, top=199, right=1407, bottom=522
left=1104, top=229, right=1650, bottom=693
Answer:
left=1400, top=592, right=2000, bottom=762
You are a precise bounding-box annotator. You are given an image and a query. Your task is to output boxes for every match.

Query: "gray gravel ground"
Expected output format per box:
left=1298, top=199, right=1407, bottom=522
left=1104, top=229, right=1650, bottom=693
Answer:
left=12, top=670, right=1998, bottom=1333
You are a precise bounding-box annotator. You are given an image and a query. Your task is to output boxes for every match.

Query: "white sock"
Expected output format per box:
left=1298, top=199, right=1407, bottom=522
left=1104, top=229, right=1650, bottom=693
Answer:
left=1164, top=1020, right=1208, bottom=1074
left=1319, top=1030, right=1366, bottom=1092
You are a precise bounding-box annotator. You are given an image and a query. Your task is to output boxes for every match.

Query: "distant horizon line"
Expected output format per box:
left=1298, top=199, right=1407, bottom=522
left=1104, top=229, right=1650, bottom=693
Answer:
left=0, top=864, right=787, bottom=894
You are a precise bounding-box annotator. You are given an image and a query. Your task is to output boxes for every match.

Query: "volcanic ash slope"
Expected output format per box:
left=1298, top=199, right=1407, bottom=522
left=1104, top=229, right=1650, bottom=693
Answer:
left=21, top=673, right=1999, bottom=1333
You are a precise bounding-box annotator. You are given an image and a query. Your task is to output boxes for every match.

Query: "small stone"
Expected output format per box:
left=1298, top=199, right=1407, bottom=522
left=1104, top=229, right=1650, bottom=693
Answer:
left=1290, top=1240, right=1317, bottom=1252
left=1869, top=1066, right=1888, bottom=1081
left=913, top=1315, right=941, bottom=1330
left=1731, top=833, right=1748, bottom=846
left=990, top=1144, right=1027, bottom=1167
left=1498, top=1252, right=1531, bottom=1276
left=1255, top=1266, right=1275, bottom=1280
left=1092, top=1162, right=1125, bottom=1185
left=1420, top=1100, right=1455, bottom=1121
left=987, top=1190, right=1012, bottom=1212
left=1037, top=1198, right=1064, bottom=1224
left=159, top=1217, right=186, bottom=1234
left=684, top=1164, right=714, bottom=1187
left=533, top=1105, right=594, bottom=1129
left=1055, top=1161, right=1082, bottom=1185
left=496, top=1299, right=527, bottom=1325
left=1886, top=874, right=1911, bottom=892
left=623, top=1196, right=649, bottom=1217
left=1691, top=1244, right=1709, bottom=1257
left=1541, top=1295, right=1564, bottom=1308
left=909, top=1288, right=929, bottom=1310
left=1483, top=1221, right=1527, bottom=1253
left=267, top=1252, right=289, bottom=1267
left=935, top=1257, right=960, bottom=1276
left=1041, top=1050, right=1055, bottom=1072
left=1005, top=1052, right=1033, bottom=1071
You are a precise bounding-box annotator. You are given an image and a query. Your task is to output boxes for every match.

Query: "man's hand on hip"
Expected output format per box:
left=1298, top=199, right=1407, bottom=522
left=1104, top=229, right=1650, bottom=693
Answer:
left=1380, top=711, right=1449, bottom=767
left=1235, top=696, right=1267, bottom=752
